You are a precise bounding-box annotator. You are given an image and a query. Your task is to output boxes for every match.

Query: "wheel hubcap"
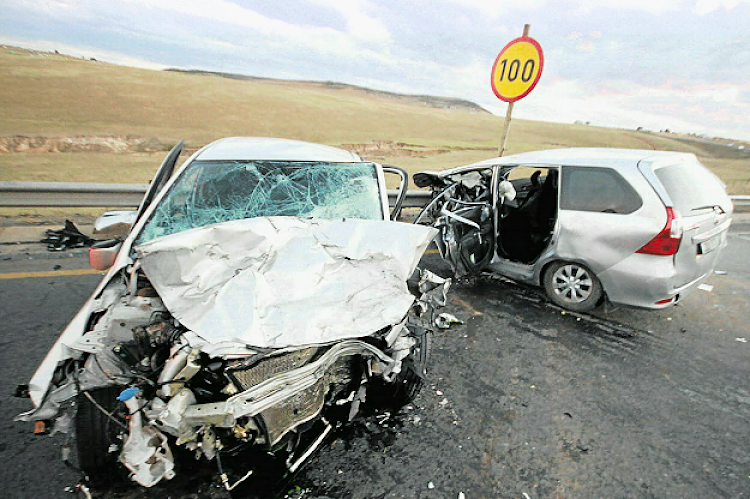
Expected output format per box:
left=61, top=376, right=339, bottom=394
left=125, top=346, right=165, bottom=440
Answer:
left=552, top=264, right=593, bottom=303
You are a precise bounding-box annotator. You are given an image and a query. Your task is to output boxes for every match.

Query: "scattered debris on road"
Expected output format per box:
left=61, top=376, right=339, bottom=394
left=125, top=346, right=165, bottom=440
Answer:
left=436, top=312, right=464, bottom=328
left=41, top=220, right=95, bottom=251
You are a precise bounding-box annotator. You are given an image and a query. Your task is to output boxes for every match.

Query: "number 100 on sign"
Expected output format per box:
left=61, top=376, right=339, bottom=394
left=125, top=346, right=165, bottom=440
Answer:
left=491, top=35, right=544, bottom=103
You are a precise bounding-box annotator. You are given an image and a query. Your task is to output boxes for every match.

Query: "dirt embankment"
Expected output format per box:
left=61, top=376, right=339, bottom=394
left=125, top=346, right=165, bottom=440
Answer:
left=0, top=136, right=170, bottom=154
left=339, top=141, right=450, bottom=159
left=0, top=136, right=451, bottom=160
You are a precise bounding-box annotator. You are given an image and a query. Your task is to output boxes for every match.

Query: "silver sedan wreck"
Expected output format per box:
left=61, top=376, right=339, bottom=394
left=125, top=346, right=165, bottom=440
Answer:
left=17, top=138, right=449, bottom=490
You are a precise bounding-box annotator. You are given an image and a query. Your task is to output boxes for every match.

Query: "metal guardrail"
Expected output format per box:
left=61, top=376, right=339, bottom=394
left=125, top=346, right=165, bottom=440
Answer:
left=0, top=181, right=149, bottom=207
left=0, top=181, right=747, bottom=208
left=0, top=181, right=434, bottom=209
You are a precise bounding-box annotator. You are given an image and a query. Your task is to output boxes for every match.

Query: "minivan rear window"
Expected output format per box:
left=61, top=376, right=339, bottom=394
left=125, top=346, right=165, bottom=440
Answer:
left=653, top=159, right=727, bottom=213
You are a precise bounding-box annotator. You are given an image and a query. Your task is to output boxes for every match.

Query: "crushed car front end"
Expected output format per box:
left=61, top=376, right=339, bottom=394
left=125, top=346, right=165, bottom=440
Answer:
left=17, top=137, right=450, bottom=489
left=18, top=218, right=447, bottom=488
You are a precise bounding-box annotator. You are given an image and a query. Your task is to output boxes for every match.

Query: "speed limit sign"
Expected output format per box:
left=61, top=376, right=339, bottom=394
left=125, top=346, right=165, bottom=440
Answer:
left=491, top=35, right=544, bottom=103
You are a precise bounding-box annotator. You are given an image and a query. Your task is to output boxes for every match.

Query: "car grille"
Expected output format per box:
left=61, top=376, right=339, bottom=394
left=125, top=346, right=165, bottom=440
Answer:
left=230, top=347, right=319, bottom=391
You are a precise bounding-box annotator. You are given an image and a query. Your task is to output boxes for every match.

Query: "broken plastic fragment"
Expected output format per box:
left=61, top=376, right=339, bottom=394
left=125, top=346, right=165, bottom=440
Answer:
left=435, top=312, right=464, bottom=329
left=117, top=387, right=140, bottom=402
left=14, top=384, right=29, bottom=398
left=76, top=483, right=93, bottom=499
left=118, top=390, right=176, bottom=487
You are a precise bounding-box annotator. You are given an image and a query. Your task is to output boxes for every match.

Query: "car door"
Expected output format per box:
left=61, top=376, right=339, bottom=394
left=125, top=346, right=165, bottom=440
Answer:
left=382, top=164, right=408, bottom=220
left=135, top=140, right=185, bottom=223
left=414, top=167, right=496, bottom=277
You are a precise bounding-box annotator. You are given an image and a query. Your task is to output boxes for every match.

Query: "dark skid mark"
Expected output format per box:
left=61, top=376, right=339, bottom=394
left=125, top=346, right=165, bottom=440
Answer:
left=464, top=275, right=664, bottom=360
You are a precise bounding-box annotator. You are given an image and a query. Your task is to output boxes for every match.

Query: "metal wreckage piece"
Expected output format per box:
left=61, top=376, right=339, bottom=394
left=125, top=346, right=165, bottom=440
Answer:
left=17, top=218, right=451, bottom=489
left=415, top=170, right=497, bottom=279
left=41, top=220, right=96, bottom=251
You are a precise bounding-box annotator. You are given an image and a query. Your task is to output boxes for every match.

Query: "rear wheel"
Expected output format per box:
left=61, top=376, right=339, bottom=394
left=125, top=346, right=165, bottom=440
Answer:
left=543, top=261, right=602, bottom=312
left=76, top=386, right=128, bottom=485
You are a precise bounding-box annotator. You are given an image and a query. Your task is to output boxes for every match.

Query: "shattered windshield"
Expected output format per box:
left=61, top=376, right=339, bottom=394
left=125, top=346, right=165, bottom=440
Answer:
left=136, top=160, right=383, bottom=244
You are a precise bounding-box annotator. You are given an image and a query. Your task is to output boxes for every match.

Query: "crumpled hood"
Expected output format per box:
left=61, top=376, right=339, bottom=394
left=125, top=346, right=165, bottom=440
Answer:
left=136, top=217, right=437, bottom=348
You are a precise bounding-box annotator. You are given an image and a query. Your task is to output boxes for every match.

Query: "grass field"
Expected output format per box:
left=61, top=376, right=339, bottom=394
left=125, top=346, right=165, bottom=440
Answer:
left=1, top=45, right=748, bottom=222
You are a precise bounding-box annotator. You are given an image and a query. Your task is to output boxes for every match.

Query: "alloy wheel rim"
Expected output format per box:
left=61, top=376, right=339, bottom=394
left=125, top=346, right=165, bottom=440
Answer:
left=552, top=264, right=593, bottom=303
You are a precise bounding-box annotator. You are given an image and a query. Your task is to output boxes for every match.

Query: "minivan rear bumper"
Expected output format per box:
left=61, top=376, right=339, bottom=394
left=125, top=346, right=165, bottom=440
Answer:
left=597, top=253, right=714, bottom=309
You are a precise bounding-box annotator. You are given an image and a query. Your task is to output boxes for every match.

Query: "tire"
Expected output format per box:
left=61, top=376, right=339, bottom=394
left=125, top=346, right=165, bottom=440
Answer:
left=76, top=386, right=128, bottom=485
left=543, top=261, right=603, bottom=312
left=368, top=331, right=431, bottom=409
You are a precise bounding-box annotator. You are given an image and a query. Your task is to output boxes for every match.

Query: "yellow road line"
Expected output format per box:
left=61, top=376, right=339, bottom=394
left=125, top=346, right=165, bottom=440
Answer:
left=0, top=268, right=103, bottom=280
left=424, top=248, right=439, bottom=254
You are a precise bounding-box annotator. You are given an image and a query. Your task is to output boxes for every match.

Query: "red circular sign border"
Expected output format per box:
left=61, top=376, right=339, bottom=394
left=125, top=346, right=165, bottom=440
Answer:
left=491, top=35, right=545, bottom=103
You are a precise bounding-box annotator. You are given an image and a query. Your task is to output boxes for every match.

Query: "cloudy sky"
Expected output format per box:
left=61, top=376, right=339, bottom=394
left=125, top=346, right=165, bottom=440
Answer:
left=2, top=0, right=750, bottom=140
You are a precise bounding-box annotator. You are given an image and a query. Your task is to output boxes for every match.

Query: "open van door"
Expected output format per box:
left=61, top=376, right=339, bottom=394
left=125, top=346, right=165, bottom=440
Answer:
left=414, top=166, right=497, bottom=277
left=382, top=164, right=408, bottom=220
left=135, top=140, right=185, bottom=222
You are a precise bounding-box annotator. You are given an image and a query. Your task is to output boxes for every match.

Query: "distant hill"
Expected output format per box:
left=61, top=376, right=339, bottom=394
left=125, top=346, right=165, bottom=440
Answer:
left=164, top=68, right=490, bottom=113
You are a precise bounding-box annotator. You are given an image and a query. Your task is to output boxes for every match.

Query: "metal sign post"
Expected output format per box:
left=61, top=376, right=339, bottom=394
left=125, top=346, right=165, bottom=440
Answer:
left=491, top=24, right=544, bottom=156
left=498, top=98, right=516, bottom=158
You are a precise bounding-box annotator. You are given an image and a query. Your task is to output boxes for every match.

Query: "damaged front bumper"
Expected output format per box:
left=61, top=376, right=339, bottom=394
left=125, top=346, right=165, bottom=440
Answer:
left=113, top=337, right=403, bottom=487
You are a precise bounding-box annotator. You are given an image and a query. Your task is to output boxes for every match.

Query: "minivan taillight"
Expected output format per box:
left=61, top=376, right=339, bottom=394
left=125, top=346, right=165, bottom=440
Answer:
left=637, top=207, right=683, bottom=256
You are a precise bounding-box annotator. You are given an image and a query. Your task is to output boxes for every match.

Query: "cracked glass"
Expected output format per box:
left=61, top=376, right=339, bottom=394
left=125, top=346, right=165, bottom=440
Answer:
left=136, top=160, right=383, bottom=244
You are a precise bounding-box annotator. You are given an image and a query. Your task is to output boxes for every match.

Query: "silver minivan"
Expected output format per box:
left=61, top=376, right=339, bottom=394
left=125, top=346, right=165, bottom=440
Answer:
left=414, top=148, right=733, bottom=311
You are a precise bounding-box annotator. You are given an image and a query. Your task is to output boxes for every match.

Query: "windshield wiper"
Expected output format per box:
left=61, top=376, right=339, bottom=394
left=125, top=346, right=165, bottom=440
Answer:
left=691, top=204, right=724, bottom=213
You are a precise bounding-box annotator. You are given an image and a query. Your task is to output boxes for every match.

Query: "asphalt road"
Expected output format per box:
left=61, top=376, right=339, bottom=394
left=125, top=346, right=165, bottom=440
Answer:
left=1, top=220, right=749, bottom=499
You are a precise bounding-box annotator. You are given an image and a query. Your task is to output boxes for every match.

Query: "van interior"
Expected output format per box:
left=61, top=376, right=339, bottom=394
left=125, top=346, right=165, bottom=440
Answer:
left=497, top=167, right=559, bottom=264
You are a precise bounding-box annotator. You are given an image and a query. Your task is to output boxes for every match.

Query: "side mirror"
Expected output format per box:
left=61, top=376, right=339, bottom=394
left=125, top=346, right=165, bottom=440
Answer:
left=382, top=165, right=409, bottom=221
left=89, top=239, right=123, bottom=271
left=93, top=210, right=137, bottom=239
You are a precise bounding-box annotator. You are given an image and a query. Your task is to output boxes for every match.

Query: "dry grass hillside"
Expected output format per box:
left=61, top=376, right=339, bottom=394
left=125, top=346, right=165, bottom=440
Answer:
left=1, top=44, right=748, bottom=218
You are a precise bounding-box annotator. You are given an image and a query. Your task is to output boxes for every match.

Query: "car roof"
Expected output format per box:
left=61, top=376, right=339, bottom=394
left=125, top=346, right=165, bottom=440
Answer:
left=193, top=137, right=363, bottom=162
left=452, top=147, right=697, bottom=172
